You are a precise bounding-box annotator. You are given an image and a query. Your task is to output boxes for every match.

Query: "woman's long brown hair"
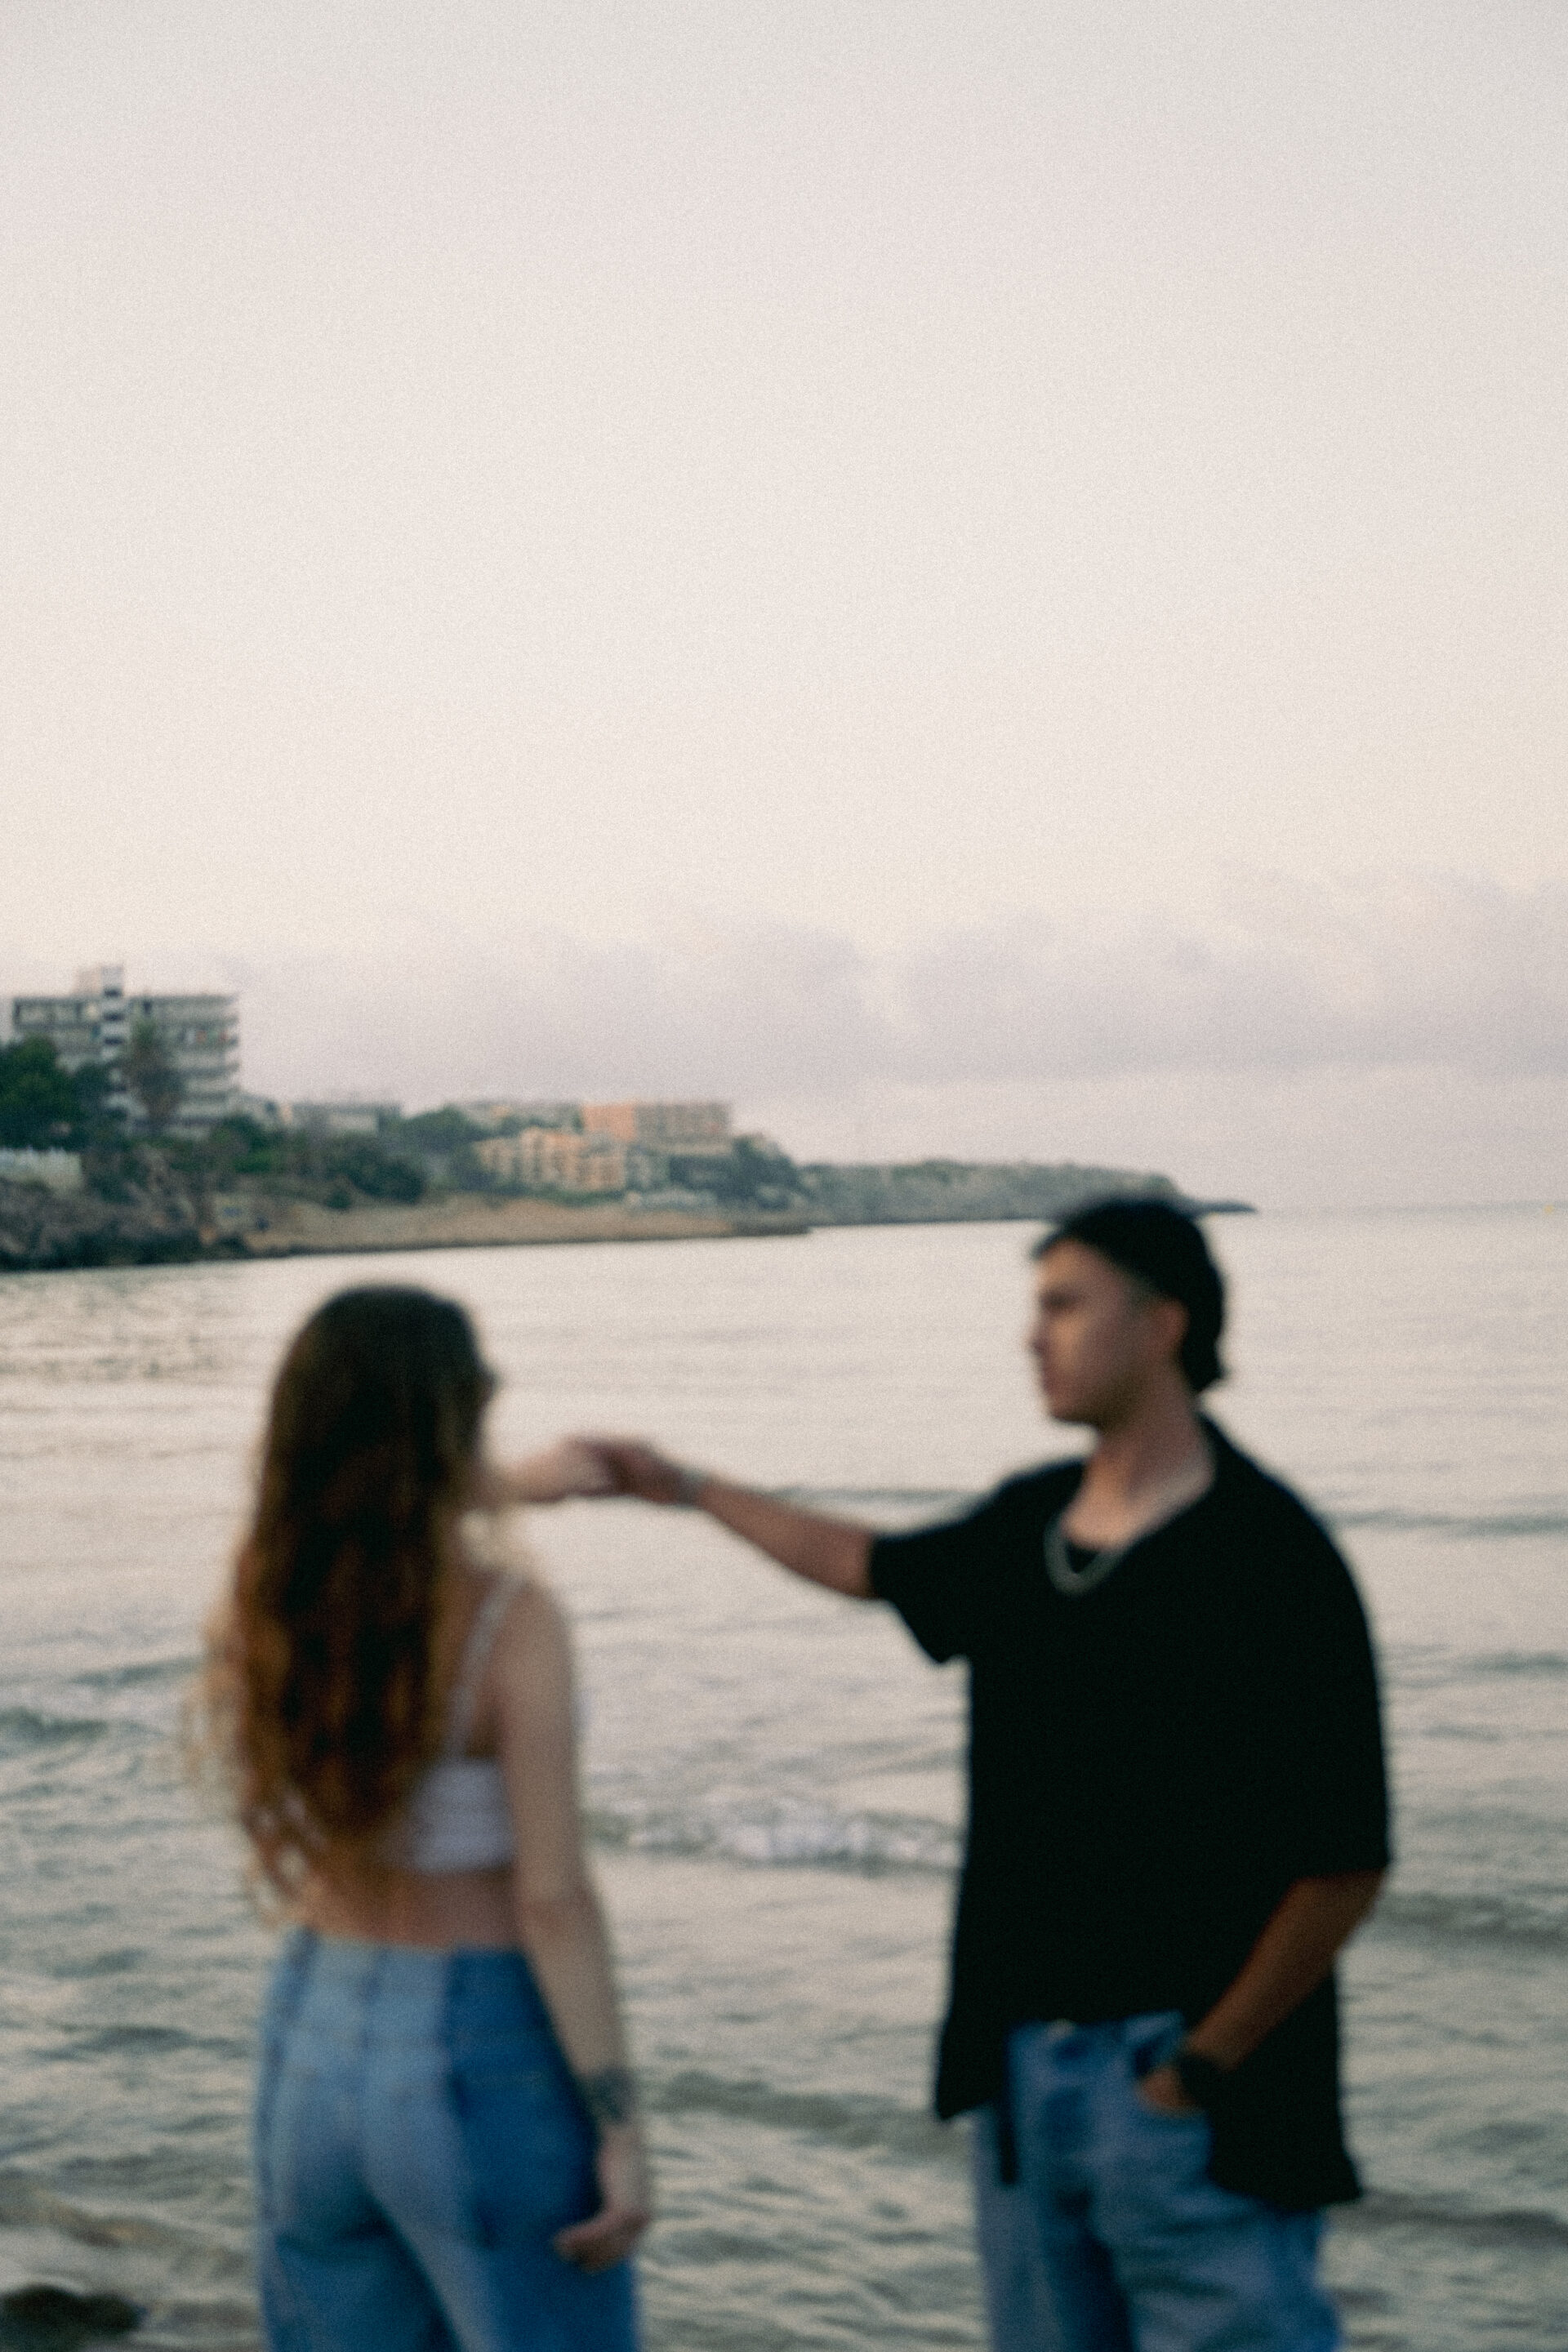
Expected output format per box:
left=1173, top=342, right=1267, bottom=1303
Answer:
left=201, top=1285, right=495, bottom=1891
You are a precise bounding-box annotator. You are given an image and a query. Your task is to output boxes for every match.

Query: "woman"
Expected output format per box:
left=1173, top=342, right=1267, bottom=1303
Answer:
left=201, top=1285, right=648, bottom=2352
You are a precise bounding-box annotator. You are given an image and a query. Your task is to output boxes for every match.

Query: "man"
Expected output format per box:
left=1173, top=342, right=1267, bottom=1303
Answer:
left=589, top=1197, right=1389, bottom=2352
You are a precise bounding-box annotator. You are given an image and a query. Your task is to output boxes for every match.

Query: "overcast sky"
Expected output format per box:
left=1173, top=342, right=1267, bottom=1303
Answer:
left=4, top=2, right=1564, bottom=1205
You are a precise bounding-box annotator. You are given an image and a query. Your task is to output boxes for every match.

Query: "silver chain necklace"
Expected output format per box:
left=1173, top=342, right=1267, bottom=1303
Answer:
left=1044, top=1517, right=1137, bottom=1599
left=1045, top=1440, right=1216, bottom=1600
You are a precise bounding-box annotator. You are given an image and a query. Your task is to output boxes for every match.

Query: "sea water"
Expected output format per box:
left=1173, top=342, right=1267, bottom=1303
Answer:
left=0, top=1210, right=1563, bottom=2349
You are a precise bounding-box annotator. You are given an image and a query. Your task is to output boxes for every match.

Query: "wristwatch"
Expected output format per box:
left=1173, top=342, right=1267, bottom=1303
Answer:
left=1171, top=2044, right=1229, bottom=2113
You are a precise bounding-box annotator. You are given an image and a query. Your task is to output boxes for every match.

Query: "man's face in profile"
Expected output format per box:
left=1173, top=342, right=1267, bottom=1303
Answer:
left=1027, top=1241, right=1179, bottom=1428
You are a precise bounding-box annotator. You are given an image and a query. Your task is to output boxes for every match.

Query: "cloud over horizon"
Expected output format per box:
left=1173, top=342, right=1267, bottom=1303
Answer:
left=217, top=870, right=1567, bottom=1110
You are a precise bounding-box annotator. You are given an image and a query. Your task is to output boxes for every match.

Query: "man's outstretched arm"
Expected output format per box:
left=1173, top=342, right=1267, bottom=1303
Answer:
left=583, top=1440, right=875, bottom=1600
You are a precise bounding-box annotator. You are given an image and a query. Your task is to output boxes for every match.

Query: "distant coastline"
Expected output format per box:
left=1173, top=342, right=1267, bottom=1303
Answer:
left=1, top=1042, right=1252, bottom=1272
left=793, top=1160, right=1253, bottom=1228
left=0, top=1160, right=1251, bottom=1276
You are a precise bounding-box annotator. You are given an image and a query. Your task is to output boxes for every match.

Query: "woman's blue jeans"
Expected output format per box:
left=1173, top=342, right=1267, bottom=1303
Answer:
left=255, top=1931, right=640, bottom=2352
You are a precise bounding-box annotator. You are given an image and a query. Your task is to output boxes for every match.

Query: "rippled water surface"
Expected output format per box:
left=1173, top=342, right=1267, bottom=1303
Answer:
left=0, top=1211, right=1564, bottom=2347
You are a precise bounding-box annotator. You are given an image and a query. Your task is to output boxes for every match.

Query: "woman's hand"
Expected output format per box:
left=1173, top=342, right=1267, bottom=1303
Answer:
left=571, top=1438, right=690, bottom=1505
left=553, top=2124, right=653, bottom=2273
left=474, top=1440, right=617, bottom=1508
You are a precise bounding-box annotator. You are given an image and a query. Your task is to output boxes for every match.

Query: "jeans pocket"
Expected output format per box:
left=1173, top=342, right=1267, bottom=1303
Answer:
left=1123, top=2035, right=1212, bottom=2150
left=258, top=2062, right=355, bottom=2239
left=1120, top=2016, right=1195, bottom=2120
left=1130, top=2080, right=1209, bottom=2129
left=1114, top=2078, right=1215, bottom=2230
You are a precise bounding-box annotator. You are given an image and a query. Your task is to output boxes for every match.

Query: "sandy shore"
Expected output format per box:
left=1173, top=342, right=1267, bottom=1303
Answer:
left=238, top=1195, right=810, bottom=1258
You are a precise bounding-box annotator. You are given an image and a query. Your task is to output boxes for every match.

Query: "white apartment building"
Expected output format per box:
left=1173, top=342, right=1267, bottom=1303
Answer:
left=11, top=965, right=241, bottom=1131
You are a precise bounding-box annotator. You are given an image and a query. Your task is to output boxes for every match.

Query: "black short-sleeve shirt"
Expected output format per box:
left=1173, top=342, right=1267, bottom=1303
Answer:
left=869, top=1419, right=1390, bottom=2210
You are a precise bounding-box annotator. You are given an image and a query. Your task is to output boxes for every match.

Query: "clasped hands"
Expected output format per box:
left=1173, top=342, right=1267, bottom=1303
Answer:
left=472, top=1436, right=688, bottom=1511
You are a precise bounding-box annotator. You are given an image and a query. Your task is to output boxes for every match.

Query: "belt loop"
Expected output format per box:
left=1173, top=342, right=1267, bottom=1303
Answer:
left=995, top=2042, right=1020, bottom=2186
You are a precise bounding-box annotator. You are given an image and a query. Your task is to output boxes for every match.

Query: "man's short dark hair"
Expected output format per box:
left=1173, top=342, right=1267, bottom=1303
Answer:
left=1034, top=1196, right=1227, bottom=1392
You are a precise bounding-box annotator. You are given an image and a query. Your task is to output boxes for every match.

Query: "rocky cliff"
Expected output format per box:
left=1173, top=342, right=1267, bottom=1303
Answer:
left=0, top=1174, right=205, bottom=1272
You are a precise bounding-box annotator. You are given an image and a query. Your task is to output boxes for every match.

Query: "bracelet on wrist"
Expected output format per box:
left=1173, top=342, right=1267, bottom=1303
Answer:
left=674, top=1464, right=709, bottom=1508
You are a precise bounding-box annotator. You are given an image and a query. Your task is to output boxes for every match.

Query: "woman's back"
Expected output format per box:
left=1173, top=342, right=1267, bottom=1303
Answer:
left=209, top=1284, right=648, bottom=2348
left=295, top=1560, right=555, bottom=1953
left=387, top=1566, right=517, bottom=1873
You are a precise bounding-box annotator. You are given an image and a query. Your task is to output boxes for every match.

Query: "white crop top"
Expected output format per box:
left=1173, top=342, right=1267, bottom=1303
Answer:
left=383, top=1576, right=518, bottom=1874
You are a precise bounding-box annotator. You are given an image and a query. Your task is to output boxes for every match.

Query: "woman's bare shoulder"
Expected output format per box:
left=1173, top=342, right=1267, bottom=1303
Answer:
left=486, top=1567, right=573, bottom=1694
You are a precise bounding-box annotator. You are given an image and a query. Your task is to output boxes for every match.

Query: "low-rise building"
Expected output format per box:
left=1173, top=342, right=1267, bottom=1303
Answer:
left=235, top=1092, right=285, bottom=1128
left=0, top=1149, right=83, bottom=1194
left=459, top=1101, right=580, bottom=1134
left=287, top=1100, right=403, bottom=1137
left=11, top=965, right=239, bottom=1131
left=474, top=1129, right=628, bottom=1193
left=581, top=1101, right=731, bottom=1150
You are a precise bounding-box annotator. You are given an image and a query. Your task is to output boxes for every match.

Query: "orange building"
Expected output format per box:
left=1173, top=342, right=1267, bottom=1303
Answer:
left=581, top=1101, right=731, bottom=1150
left=474, top=1129, right=627, bottom=1192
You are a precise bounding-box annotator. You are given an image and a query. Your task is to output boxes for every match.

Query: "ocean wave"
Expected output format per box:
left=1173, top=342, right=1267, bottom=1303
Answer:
left=588, top=1802, right=958, bottom=1876
left=1348, top=2188, right=1568, bottom=2252
left=653, top=2077, right=1568, bottom=2249
left=650, top=2069, right=950, bottom=2161
left=0, top=2167, right=219, bottom=2261
left=650, top=2082, right=1568, bottom=2249
left=0, top=1708, right=109, bottom=1753
left=72, top=1655, right=198, bottom=1693
left=54, top=1947, right=145, bottom=1980
left=63, top=2022, right=252, bottom=2060
left=1390, top=1643, right=1568, bottom=1693
left=788, top=1489, right=1568, bottom=1543
left=1331, top=1507, right=1568, bottom=1541
left=1374, top=1886, right=1568, bottom=1951
left=592, top=1807, right=1568, bottom=1945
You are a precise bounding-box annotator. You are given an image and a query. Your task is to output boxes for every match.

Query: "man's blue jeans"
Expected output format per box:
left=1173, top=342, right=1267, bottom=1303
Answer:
left=971, top=2016, right=1340, bottom=2352
left=254, top=1931, right=639, bottom=2352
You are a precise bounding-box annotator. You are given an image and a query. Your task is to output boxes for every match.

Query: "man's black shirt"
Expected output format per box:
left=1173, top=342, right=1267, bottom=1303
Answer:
left=868, top=1419, right=1391, bottom=2210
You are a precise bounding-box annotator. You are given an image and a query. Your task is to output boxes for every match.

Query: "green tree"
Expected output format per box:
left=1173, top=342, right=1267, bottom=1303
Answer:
left=121, top=1018, right=185, bottom=1132
left=69, top=1059, right=118, bottom=1139
left=703, top=1134, right=801, bottom=1206
left=322, top=1135, right=425, bottom=1202
left=390, top=1107, right=483, bottom=1189
left=0, top=1038, right=83, bottom=1148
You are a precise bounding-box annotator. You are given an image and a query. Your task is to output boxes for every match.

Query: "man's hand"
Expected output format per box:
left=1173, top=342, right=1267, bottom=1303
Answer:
left=471, top=1440, right=617, bottom=1509
left=575, top=1438, right=692, bottom=1506
left=552, top=2124, right=653, bottom=2273
left=571, top=1438, right=875, bottom=1597
left=1177, top=1871, right=1385, bottom=2078
left=1134, top=2063, right=1203, bottom=2118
